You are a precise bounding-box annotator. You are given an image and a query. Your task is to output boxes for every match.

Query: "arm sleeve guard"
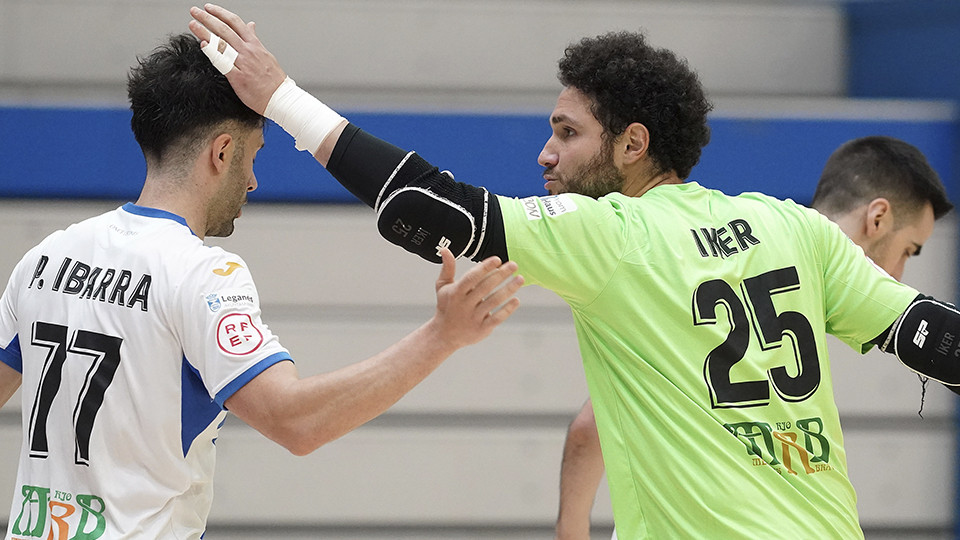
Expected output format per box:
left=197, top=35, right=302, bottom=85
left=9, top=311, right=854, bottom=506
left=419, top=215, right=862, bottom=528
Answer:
left=326, top=124, right=507, bottom=264
left=873, top=294, right=960, bottom=385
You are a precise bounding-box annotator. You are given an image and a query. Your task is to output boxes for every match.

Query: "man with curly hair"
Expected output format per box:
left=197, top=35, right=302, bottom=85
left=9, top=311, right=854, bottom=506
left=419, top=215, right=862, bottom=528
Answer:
left=191, top=5, right=959, bottom=538
left=556, top=134, right=953, bottom=540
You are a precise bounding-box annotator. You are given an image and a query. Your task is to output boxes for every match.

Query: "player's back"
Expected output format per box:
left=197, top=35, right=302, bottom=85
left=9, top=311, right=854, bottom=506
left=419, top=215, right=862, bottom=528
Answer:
left=1, top=204, right=232, bottom=539
left=499, top=182, right=918, bottom=539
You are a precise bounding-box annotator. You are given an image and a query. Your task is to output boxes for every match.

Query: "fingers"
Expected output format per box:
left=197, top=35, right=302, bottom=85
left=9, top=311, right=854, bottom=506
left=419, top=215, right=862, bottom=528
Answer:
left=477, top=272, right=524, bottom=317
left=464, top=258, right=520, bottom=302
left=460, top=256, right=523, bottom=325
left=484, top=296, right=521, bottom=326
left=187, top=19, right=212, bottom=45
left=189, top=5, right=243, bottom=49
left=203, top=3, right=257, bottom=42
left=454, top=254, right=504, bottom=294
left=435, top=248, right=457, bottom=292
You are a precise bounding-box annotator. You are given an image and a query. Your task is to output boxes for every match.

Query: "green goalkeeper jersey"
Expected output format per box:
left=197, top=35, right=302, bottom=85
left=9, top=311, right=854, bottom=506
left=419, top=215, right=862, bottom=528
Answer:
left=499, top=182, right=918, bottom=539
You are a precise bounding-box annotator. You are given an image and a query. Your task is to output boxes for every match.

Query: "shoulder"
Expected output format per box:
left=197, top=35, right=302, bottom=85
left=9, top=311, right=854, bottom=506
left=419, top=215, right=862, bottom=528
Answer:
left=171, top=244, right=253, bottom=288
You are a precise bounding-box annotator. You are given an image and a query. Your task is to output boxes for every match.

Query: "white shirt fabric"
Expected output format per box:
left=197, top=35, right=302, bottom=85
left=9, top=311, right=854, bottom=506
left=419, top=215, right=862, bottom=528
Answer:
left=0, top=204, right=290, bottom=539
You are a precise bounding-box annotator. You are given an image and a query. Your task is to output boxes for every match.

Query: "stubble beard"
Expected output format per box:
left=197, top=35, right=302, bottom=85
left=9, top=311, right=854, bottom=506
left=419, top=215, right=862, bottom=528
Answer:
left=206, top=152, right=247, bottom=238
left=554, top=141, right=625, bottom=199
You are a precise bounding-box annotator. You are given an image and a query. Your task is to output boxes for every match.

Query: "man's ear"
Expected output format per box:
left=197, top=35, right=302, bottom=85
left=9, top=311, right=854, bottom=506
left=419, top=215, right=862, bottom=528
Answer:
left=619, top=122, right=650, bottom=165
left=864, top=197, right=892, bottom=238
left=208, top=132, right=234, bottom=175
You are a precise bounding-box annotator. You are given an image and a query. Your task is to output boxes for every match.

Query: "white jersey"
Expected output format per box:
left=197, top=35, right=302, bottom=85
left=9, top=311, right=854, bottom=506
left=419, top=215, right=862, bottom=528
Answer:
left=0, top=204, right=291, bottom=539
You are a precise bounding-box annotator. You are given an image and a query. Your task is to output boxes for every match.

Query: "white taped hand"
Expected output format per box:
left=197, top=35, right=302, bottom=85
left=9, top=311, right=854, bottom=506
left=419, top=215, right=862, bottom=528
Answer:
left=201, top=34, right=238, bottom=75
left=264, top=76, right=345, bottom=154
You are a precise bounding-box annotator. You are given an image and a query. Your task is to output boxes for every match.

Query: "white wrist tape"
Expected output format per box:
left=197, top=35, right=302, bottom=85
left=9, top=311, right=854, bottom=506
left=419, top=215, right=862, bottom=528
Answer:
left=264, top=76, right=345, bottom=154
left=201, top=34, right=238, bottom=75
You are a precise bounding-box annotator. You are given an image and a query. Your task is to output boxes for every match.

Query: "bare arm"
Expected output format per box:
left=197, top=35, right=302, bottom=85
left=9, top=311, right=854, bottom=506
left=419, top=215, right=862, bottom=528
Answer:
left=225, top=249, right=523, bottom=455
left=0, top=361, right=21, bottom=409
left=556, top=398, right=606, bottom=540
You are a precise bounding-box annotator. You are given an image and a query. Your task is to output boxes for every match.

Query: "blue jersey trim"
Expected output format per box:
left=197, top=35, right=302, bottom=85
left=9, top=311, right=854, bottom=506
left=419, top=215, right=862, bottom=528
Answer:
left=181, top=357, right=224, bottom=458
left=0, top=335, right=22, bottom=373
left=214, top=352, right=292, bottom=409
left=121, top=203, right=197, bottom=237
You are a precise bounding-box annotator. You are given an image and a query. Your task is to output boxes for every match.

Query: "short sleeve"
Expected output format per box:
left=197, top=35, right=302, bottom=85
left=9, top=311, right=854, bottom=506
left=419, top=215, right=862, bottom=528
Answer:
left=813, top=212, right=919, bottom=351
left=0, top=248, right=40, bottom=372
left=499, top=193, right=626, bottom=308
left=176, top=250, right=291, bottom=407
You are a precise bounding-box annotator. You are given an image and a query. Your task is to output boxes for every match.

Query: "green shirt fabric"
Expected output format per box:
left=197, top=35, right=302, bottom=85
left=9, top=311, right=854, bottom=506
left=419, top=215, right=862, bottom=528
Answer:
left=499, top=182, right=918, bottom=539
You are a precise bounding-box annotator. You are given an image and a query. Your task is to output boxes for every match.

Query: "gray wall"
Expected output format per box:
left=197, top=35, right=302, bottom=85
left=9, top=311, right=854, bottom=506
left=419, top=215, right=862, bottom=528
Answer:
left=0, top=0, right=844, bottom=110
left=1, top=1, right=955, bottom=539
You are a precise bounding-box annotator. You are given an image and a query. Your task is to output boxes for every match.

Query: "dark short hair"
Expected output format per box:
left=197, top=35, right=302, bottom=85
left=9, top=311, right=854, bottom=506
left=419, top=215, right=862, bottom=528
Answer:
left=557, top=31, right=712, bottom=180
left=812, top=136, right=953, bottom=221
left=127, top=33, right=263, bottom=165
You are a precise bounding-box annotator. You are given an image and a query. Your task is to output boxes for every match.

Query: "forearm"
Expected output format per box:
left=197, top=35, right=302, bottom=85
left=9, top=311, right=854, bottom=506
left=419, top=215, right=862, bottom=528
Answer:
left=315, top=120, right=348, bottom=167
left=231, top=319, right=457, bottom=456
left=296, top=320, right=457, bottom=446
left=556, top=400, right=606, bottom=539
left=261, top=76, right=509, bottom=263
left=325, top=124, right=509, bottom=262
left=0, top=361, right=21, bottom=409
left=874, top=294, right=960, bottom=385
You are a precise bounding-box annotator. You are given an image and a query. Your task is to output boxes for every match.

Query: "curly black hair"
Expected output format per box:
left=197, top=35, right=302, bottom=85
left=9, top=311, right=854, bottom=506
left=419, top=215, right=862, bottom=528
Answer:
left=558, top=31, right=712, bottom=180
left=127, top=33, right=262, bottom=166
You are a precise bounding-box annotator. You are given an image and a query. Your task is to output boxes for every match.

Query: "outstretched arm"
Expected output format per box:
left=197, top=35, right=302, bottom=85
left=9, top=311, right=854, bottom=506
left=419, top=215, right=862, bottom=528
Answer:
left=189, top=5, right=509, bottom=263
left=556, top=399, right=606, bottom=540
left=225, top=249, right=523, bottom=455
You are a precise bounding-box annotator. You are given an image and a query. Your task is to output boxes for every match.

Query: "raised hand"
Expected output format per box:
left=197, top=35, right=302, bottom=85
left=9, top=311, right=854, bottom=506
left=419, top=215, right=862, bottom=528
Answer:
left=188, top=4, right=286, bottom=115
left=433, top=248, right=523, bottom=349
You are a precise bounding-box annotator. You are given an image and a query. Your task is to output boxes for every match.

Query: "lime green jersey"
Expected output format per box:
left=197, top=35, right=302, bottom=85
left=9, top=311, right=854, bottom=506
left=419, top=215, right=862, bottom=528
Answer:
left=499, top=183, right=918, bottom=539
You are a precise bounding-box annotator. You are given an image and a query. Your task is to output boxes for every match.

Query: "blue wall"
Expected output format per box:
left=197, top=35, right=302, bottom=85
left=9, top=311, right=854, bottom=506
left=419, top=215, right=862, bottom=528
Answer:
left=1, top=107, right=956, bottom=207
left=848, top=0, right=960, bottom=102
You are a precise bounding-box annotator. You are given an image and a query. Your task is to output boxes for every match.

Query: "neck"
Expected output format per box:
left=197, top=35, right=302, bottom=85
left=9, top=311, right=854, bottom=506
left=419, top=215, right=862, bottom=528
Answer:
left=827, top=210, right=866, bottom=246
left=621, top=169, right=683, bottom=198
left=136, top=171, right=207, bottom=239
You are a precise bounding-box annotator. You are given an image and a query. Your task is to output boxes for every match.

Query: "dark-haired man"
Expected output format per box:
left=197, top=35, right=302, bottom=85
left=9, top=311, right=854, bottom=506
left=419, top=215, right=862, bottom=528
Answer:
left=191, top=6, right=960, bottom=538
left=556, top=134, right=954, bottom=539
left=0, top=33, right=522, bottom=538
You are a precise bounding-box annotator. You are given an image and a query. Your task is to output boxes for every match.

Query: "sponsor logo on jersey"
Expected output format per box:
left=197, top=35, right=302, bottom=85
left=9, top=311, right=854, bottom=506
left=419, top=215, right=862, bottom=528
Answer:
left=216, top=313, right=264, bottom=356
left=27, top=255, right=151, bottom=312
left=725, top=416, right=833, bottom=477
left=521, top=196, right=542, bottom=220
left=521, top=195, right=577, bottom=221
left=213, top=261, right=243, bottom=276
left=540, top=194, right=577, bottom=218
left=206, top=293, right=222, bottom=312
left=11, top=485, right=106, bottom=539
left=222, top=294, right=254, bottom=304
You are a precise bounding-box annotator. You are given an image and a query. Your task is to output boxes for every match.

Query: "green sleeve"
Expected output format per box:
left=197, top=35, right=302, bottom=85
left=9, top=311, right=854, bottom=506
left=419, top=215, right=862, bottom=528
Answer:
left=813, top=211, right=918, bottom=352
left=498, top=193, right=626, bottom=308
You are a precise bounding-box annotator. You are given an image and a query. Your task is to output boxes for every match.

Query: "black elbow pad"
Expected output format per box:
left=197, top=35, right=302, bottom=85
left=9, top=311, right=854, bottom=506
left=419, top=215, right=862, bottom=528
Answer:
left=880, top=296, right=960, bottom=385
left=377, top=185, right=480, bottom=263
left=327, top=125, right=508, bottom=262
left=375, top=161, right=498, bottom=264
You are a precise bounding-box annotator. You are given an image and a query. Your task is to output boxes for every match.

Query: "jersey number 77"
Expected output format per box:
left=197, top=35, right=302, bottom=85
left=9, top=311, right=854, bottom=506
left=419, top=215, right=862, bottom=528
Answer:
left=27, top=321, right=123, bottom=466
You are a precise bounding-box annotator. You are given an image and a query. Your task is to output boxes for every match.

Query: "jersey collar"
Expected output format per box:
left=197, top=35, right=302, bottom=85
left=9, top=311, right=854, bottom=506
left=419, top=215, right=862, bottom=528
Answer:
left=121, top=203, right=197, bottom=237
